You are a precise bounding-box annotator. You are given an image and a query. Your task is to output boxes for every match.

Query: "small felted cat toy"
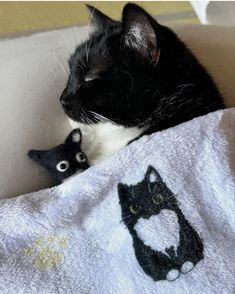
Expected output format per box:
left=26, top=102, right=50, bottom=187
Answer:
left=28, top=128, right=90, bottom=185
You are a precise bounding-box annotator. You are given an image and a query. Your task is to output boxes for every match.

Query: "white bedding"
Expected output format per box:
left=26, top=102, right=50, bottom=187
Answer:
left=0, top=109, right=234, bottom=293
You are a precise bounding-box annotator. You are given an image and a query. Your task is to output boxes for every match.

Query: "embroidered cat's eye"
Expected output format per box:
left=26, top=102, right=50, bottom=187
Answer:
left=130, top=204, right=139, bottom=214
left=152, top=194, right=163, bottom=204
left=56, top=161, right=69, bottom=172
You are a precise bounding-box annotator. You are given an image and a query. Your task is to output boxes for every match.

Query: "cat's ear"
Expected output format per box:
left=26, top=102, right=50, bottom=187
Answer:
left=86, top=4, right=119, bottom=30
left=145, top=166, right=162, bottom=183
left=117, top=183, right=130, bottom=200
left=121, top=3, right=160, bottom=64
left=65, top=128, right=82, bottom=146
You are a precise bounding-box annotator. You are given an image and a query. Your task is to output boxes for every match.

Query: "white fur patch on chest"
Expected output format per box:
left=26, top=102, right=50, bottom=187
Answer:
left=69, top=119, right=145, bottom=164
left=134, top=209, right=179, bottom=255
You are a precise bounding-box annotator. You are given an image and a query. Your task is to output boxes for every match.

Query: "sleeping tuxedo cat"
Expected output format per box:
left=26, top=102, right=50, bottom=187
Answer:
left=118, top=166, right=204, bottom=282
left=60, top=3, right=224, bottom=163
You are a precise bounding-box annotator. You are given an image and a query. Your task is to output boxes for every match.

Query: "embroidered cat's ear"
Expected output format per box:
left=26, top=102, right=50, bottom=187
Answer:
left=86, top=4, right=119, bottom=30
left=65, top=129, right=82, bottom=146
left=117, top=183, right=129, bottom=199
left=121, top=3, right=160, bottom=64
left=117, top=183, right=133, bottom=203
left=145, top=166, right=162, bottom=183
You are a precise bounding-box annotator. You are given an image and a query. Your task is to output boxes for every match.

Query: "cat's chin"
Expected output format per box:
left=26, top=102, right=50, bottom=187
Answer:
left=68, top=118, right=145, bottom=165
left=142, top=213, right=158, bottom=220
left=63, top=110, right=80, bottom=123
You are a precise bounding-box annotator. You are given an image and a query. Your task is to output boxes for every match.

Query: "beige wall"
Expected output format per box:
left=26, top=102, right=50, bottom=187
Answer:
left=0, top=1, right=198, bottom=36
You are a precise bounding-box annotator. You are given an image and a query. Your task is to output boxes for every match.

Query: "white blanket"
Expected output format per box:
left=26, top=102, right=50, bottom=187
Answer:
left=0, top=109, right=234, bottom=294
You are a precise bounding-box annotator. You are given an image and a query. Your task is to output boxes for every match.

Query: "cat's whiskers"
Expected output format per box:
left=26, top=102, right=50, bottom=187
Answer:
left=86, top=2, right=98, bottom=62
left=166, top=194, right=178, bottom=206
left=88, top=111, right=117, bottom=125
left=120, top=214, right=132, bottom=223
left=65, top=6, right=88, bottom=69
left=75, top=50, right=86, bottom=69
left=71, top=26, right=78, bottom=52
left=54, top=39, right=85, bottom=76
left=86, top=38, right=93, bottom=64
left=51, top=54, right=69, bottom=79
left=84, top=110, right=93, bottom=125
left=79, top=109, right=96, bottom=125
left=124, top=216, right=135, bottom=229
left=80, top=110, right=88, bottom=124
left=80, top=114, right=85, bottom=124
left=82, top=110, right=90, bottom=124
left=65, top=5, right=78, bottom=52
left=55, top=41, right=73, bottom=57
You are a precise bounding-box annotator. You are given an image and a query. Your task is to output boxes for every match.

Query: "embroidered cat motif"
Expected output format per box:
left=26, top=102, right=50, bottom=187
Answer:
left=118, top=166, right=204, bottom=282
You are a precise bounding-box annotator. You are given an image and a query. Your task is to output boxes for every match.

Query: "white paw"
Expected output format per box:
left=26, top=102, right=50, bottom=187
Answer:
left=181, top=261, right=194, bottom=274
left=166, top=269, right=180, bottom=281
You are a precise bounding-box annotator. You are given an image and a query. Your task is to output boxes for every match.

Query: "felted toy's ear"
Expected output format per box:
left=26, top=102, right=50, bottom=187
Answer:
left=145, top=166, right=162, bottom=183
left=65, top=128, right=82, bottom=146
left=28, top=149, right=49, bottom=164
left=121, top=3, right=160, bottom=65
left=86, top=4, right=119, bottom=30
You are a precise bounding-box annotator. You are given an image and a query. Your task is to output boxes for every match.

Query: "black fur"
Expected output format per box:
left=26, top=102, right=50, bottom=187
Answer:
left=118, top=166, right=204, bottom=282
left=28, top=129, right=89, bottom=184
left=60, top=3, right=224, bottom=135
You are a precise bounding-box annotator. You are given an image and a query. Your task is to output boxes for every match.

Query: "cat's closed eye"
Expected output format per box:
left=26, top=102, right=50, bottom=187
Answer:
left=152, top=194, right=163, bottom=205
left=81, top=75, right=100, bottom=88
left=84, top=75, right=98, bottom=82
left=83, top=69, right=101, bottom=82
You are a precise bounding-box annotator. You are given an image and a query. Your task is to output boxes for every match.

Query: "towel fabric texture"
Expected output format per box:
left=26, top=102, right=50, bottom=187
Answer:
left=0, top=109, right=234, bottom=293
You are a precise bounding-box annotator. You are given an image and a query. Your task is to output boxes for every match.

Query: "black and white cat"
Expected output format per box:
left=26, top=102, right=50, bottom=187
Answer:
left=118, top=166, right=204, bottom=282
left=60, top=4, right=224, bottom=163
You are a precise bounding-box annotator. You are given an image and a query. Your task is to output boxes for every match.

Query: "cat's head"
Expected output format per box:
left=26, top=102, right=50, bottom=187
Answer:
left=60, top=3, right=168, bottom=128
left=118, top=166, right=176, bottom=224
left=28, top=128, right=89, bottom=184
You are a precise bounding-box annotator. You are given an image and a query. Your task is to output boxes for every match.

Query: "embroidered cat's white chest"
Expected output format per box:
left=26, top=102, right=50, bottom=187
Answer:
left=134, top=209, right=179, bottom=255
left=69, top=119, right=145, bottom=164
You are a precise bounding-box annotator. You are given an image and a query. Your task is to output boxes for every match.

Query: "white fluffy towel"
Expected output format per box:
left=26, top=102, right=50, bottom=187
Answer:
left=0, top=109, right=235, bottom=294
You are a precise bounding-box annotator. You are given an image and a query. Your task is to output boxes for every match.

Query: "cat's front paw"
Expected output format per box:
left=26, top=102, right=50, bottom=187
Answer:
left=180, top=261, right=194, bottom=274
left=166, top=269, right=180, bottom=281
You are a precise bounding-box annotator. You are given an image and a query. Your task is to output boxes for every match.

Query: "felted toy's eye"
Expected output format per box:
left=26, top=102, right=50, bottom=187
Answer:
left=152, top=194, right=164, bottom=205
left=130, top=204, right=139, bottom=214
left=56, top=161, right=69, bottom=172
left=76, top=152, right=86, bottom=163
